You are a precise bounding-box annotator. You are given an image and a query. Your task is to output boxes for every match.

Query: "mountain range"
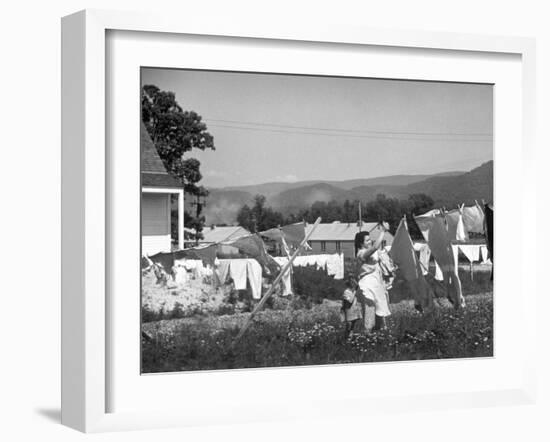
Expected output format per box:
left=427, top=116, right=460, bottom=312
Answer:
left=196, top=161, right=493, bottom=225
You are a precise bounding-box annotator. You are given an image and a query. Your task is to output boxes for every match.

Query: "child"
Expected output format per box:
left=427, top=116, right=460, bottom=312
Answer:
left=341, top=277, right=362, bottom=337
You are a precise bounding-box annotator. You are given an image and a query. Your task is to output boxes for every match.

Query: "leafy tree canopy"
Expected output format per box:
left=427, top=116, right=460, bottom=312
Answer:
left=236, top=195, right=286, bottom=233
left=141, top=84, right=215, bottom=195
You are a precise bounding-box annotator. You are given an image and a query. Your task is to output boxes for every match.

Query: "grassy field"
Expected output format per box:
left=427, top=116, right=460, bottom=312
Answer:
left=142, top=291, right=493, bottom=373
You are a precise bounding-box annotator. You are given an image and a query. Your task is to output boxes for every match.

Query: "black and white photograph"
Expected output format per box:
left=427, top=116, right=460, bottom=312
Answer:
left=140, top=68, right=493, bottom=374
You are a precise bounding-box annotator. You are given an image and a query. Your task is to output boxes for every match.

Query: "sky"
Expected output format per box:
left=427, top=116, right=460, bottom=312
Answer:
left=141, top=68, right=493, bottom=188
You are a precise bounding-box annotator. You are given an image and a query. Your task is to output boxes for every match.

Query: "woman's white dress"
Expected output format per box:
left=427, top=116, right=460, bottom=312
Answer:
left=357, top=249, right=391, bottom=319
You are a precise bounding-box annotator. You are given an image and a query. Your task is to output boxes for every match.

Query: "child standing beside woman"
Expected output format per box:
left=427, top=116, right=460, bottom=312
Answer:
left=341, top=277, right=362, bottom=337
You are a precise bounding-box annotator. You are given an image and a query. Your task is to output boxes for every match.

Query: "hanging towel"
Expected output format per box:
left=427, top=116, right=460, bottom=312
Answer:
left=280, top=265, right=293, bottom=296
left=458, top=244, right=481, bottom=263
left=246, top=259, right=263, bottom=299
left=462, top=205, right=485, bottom=234
left=326, top=254, right=340, bottom=278
left=337, top=253, right=345, bottom=279
left=216, top=259, right=231, bottom=284
left=314, top=255, right=329, bottom=271
left=229, top=259, right=248, bottom=290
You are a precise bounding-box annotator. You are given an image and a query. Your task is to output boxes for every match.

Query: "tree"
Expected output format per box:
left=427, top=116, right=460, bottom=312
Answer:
left=142, top=84, right=215, bottom=243
left=365, top=194, right=403, bottom=232
left=407, top=193, right=434, bottom=216
left=236, top=195, right=285, bottom=232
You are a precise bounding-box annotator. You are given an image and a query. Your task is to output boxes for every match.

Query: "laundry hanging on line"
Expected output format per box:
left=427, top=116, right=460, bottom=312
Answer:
left=413, top=214, right=465, bottom=308
left=389, top=218, right=434, bottom=312
left=485, top=204, right=494, bottom=278
left=458, top=244, right=481, bottom=263
left=273, top=257, right=293, bottom=296
left=461, top=204, right=485, bottom=234
left=225, top=234, right=281, bottom=277
left=246, top=259, right=263, bottom=299
left=413, top=243, right=431, bottom=276
left=480, top=245, right=491, bottom=264
left=291, top=254, right=345, bottom=279
left=216, top=258, right=265, bottom=299
left=444, top=209, right=469, bottom=242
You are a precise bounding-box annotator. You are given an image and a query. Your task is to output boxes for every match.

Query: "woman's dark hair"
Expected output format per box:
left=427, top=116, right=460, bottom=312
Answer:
left=354, top=231, right=370, bottom=256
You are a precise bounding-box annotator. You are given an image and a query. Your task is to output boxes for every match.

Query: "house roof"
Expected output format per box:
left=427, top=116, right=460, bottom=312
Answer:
left=305, top=221, right=394, bottom=244
left=141, top=122, right=181, bottom=188
left=200, top=226, right=251, bottom=243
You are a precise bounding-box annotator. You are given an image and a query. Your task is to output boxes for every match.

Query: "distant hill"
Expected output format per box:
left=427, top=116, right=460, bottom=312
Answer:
left=269, top=183, right=359, bottom=215
left=406, top=160, right=493, bottom=207
left=351, top=162, right=493, bottom=207
left=221, top=171, right=463, bottom=196
left=201, top=162, right=492, bottom=224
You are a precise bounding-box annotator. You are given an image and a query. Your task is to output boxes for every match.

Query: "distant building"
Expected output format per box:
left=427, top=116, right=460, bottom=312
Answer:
left=198, top=225, right=251, bottom=244
left=141, top=122, right=184, bottom=255
left=194, top=225, right=251, bottom=257
left=305, top=221, right=394, bottom=258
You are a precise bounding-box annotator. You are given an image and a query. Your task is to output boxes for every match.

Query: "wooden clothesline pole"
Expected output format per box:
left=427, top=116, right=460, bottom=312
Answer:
left=231, top=217, right=322, bottom=347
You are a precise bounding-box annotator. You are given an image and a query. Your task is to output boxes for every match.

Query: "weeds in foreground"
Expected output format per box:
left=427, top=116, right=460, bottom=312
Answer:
left=142, top=294, right=493, bottom=373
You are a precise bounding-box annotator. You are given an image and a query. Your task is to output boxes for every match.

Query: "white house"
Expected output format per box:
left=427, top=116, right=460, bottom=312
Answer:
left=141, top=122, right=184, bottom=255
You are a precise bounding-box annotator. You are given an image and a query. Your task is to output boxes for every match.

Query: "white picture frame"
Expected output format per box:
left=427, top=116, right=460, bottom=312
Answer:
left=61, top=9, right=537, bottom=433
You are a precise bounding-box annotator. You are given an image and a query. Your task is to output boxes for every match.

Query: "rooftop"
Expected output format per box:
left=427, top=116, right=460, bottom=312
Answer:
left=141, top=122, right=181, bottom=188
left=200, top=225, right=251, bottom=243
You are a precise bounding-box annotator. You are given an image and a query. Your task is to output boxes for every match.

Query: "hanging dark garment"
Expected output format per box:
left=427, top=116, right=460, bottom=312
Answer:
left=389, top=219, right=434, bottom=313
left=148, top=251, right=175, bottom=275
left=172, top=244, right=217, bottom=268
left=413, top=214, right=464, bottom=308
left=484, top=204, right=494, bottom=281
left=227, top=234, right=281, bottom=277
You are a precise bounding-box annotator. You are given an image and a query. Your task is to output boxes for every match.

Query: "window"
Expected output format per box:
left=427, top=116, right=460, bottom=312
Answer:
left=321, top=241, right=326, bottom=252
left=335, top=241, right=341, bottom=252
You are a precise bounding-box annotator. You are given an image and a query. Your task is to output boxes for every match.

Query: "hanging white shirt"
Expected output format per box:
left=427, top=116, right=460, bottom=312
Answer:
left=458, top=244, right=481, bottom=263
left=229, top=259, right=248, bottom=290
left=246, top=259, right=263, bottom=299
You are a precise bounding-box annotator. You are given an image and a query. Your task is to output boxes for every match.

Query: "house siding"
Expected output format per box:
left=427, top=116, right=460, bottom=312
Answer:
left=142, top=193, right=171, bottom=255
left=309, top=240, right=355, bottom=258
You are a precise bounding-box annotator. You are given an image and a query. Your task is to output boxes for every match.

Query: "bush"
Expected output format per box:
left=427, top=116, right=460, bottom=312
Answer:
left=292, top=266, right=346, bottom=304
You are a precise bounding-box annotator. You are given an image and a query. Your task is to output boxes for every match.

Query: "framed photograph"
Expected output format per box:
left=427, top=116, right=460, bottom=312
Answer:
left=61, top=9, right=537, bottom=433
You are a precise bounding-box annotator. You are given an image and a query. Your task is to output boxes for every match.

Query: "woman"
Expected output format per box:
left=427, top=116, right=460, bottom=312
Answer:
left=354, top=228, right=391, bottom=332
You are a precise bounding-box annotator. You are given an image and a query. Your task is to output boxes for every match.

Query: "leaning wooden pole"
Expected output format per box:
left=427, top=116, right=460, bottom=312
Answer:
left=231, top=217, right=322, bottom=346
